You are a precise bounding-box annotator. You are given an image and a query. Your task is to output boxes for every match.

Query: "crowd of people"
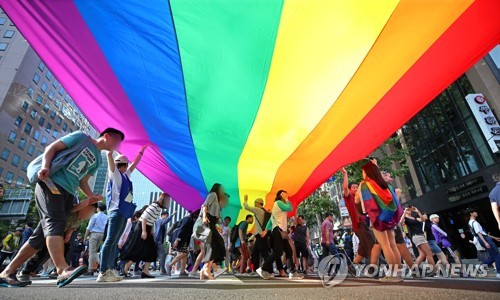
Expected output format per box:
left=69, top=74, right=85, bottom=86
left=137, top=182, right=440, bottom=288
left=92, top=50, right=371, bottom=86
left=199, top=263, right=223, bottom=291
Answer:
left=1, top=129, right=500, bottom=288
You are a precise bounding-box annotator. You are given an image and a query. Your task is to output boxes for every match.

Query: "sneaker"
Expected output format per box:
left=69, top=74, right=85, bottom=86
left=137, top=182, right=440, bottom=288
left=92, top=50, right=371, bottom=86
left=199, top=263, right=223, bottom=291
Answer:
left=247, top=271, right=258, bottom=277
left=288, top=271, right=304, bottom=280
left=496, top=273, right=500, bottom=279
left=38, top=271, right=50, bottom=277
left=48, top=272, right=58, bottom=279
left=165, top=265, right=172, bottom=276
left=179, top=271, right=189, bottom=277
left=17, top=272, right=31, bottom=282
left=84, top=271, right=94, bottom=277
left=214, top=268, right=227, bottom=278
left=188, top=270, right=199, bottom=278
left=256, top=268, right=272, bottom=280
left=96, top=270, right=120, bottom=282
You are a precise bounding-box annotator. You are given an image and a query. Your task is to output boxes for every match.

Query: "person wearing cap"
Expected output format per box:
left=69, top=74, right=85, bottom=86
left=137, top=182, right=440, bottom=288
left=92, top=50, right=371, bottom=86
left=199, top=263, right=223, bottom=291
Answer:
left=0, top=228, right=22, bottom=267
left=466, top=208, right=500, bottom=279
left=0, top=128, right=124, bottom=288
left=84, top=202, right=108, bottom=276
left=243, top=195, right=270, bottom=273
left=71, top=233, right=85, bottom=268
left=97, top=144, right=149, bottom=283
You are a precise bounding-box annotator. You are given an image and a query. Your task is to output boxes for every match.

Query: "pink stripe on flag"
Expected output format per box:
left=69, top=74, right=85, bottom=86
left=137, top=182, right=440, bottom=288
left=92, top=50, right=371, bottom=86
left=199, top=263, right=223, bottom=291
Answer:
left=1, top=0, right=203, bottom=209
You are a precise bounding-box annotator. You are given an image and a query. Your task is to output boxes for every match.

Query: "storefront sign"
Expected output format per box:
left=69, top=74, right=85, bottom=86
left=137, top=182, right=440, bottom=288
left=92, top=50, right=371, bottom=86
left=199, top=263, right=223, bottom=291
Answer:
left=465, top=94, right=499, bottom=153
left=448, top=185, right=489, bottom=203
left=338, top=198, right=349, bottom=217
left=447, top=176, right=484, bottom=195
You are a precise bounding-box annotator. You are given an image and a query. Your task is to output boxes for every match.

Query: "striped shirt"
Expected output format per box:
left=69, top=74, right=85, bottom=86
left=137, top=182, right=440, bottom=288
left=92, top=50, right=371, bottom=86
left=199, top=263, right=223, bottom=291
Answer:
left=140, top=203, right=163, bottom=226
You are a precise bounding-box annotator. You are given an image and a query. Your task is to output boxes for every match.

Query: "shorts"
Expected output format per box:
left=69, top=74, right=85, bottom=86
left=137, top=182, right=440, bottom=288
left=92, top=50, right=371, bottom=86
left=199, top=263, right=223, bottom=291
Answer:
left=428, top=240, right=443, bottom=254
left=294, top=241, right=309, bottom=258
left=411, top=234, right=427, bottom=247
left=28, top=181, right=75, bottom=250
left=394, top=225, right=405, bottom=244
left=355, top=222, right=376, bottom=258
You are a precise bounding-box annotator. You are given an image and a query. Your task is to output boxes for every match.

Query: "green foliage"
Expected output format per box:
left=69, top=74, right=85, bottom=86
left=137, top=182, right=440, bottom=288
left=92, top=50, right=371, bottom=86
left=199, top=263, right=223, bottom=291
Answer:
left=297, top=189, right=339, bottom=227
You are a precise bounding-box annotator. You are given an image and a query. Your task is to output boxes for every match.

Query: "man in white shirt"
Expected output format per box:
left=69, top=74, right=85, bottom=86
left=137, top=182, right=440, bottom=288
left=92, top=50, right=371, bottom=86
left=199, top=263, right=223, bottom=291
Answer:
left=466, top=208, right=500, bottom=279
left=84, top=203, right=107, bottom=276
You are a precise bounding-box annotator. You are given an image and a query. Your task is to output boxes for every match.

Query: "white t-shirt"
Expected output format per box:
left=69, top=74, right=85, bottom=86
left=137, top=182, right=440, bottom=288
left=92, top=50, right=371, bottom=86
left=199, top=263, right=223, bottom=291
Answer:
left=469, top=219, right=486, bottom=235
left=108, top=168, right=132, bottom=211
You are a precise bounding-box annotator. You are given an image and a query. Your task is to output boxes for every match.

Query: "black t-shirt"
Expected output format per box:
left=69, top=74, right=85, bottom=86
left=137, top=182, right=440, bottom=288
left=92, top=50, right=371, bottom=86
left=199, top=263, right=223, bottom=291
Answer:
left=404, top=217, right=424, bottom=235
left=423, top=221, right=435, bottom=241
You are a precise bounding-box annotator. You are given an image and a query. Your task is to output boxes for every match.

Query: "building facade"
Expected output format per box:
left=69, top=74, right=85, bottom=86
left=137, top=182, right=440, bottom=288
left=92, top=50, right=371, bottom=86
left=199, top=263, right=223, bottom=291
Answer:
left=399, top=48, right=500, bottom=259
left=0, top=9, right=97, bottom=219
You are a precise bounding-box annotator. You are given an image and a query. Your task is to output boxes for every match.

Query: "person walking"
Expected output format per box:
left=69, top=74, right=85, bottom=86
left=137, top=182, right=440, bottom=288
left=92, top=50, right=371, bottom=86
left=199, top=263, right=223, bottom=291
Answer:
left=84, top=203, right=108, bottom=276
left=155, top=211, right=174, bottom=275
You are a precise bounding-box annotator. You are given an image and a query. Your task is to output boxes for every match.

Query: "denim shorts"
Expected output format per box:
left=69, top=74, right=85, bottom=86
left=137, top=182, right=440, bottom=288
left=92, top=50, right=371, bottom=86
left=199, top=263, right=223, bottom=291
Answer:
left=428, top=239, right=443, bottom=254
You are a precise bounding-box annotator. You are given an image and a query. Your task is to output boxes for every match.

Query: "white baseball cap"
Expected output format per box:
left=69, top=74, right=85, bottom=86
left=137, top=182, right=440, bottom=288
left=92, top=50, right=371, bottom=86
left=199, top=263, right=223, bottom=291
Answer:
left=115, top=155, right=130, bottom=164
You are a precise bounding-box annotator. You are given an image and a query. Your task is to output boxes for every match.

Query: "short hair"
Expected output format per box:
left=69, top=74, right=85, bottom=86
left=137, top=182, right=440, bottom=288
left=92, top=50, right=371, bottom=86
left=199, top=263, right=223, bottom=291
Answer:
left=0, top=183, right=4, bottom=189
left=100, top=128, right=125, bottom=141
left=117, top=163, right=128, bottom=169
left=161, top=211, right=169, bottom=216
left=348, top=182, right=357, bottom=189
left=246, top=214, right=253, bottom=220
left=26, top=221, right=34, bottom=228
left=134, top=211, right=142, bottom=218
left=297, top=215, right=305, bottom=219
left=493, top=172, right=500, bottom=182
left=276, top=190, right=287, bottom=201
left=429, top=214, right=439, bottom=221
left=325, top=212, right=333, bottom=218
left=224, top=216, right=231, bottom=222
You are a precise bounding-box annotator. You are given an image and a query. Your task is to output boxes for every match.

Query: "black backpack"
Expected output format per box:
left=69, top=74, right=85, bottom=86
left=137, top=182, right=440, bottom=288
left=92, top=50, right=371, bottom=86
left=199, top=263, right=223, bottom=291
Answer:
left=259, top=208, right=272, bottom=231
left=230, top=222, right=243, bottom=244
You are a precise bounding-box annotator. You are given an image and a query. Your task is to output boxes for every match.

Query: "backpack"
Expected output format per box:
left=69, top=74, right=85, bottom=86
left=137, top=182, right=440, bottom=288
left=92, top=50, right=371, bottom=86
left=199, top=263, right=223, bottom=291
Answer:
left=167, top=220, right=180, bottom=242
left=259, top=208, right=272, bottom=231
left=230, top=222, right=243, bottom=244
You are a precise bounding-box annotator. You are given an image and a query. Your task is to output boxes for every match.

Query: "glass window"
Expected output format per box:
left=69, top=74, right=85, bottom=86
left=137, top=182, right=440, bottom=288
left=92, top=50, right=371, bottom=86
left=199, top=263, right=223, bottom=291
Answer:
left=27, top=87, right=34, bottom=97
left=27, top=145, right=35, bottom=156
left=62, top=123, right=68, bottom=131
left=50, top=111, right=56, bottom=119
left=3, top=30, right=14, bottom=38
left=33, top=73, right=40, bottom=84
left=21, top=101, right=28, bottom=111
left=5, top=172, right=14, bottom=183
left=38, top=61, right=45, bottom=71
left=38, top=116, right=45, bottom=127
left=14, top=116, right=22, bottom=127
left=59, top=86, right=64, bottom=95
left=64, top=94, right=71, bottom=102
left=18, top=138, right=26, bottom=150
left=8, top=130, right=16, bottom=143
left=30, top=108, right=37, bottom=119
left=46, top=123, right=52, bottom=133
left=16, top=177, right=24, bottom=187
left=52, top=79, right=59, bottom=89
left=43, top=103, right=50, bottom=113
left=21, top=160, right=29, bottom=172
left=24, top=123, right=32, bottom=135
left=33, top=130, right=41, bottom=141
left=0, top=42, right=8, bottom=51
left=11, top=154, right=20, bottom=167
left=52, top=130, right=58, bottom=139
left=35, top=94, right=43, bottom=105
left=46, top=70, right=53, bottom=80
left=1, top=148, right=10, bottom=161
left=36, top=150, right=43, bottom=156
left=41, top=82, right=48, bottom=93
left=56, top=116, right=62, bottom=125
left=55, top=99, right=60, bottom=108
left=41, top=136, right=48, bottom=146
left=0, top=167, right=3, bottom=177
left=0, top=17, right=5, bottom=25
left=48, top=90, right=54, bottom=100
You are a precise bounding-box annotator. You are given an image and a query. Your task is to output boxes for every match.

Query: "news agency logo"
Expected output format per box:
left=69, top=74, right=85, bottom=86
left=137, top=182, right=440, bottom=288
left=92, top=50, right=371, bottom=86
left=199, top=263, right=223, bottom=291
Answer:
left=318, top=254, right=348, bottom=288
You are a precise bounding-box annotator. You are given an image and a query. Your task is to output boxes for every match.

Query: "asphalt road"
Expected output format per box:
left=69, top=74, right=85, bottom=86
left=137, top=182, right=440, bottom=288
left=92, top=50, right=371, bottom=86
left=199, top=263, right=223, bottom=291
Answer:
left=1, top=273, right=499, bottom=300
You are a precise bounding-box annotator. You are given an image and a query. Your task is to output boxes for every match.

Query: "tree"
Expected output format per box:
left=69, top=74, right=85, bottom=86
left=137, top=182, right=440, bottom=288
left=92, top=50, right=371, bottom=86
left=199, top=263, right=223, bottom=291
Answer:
left=297, top=189, right=339, bottom=228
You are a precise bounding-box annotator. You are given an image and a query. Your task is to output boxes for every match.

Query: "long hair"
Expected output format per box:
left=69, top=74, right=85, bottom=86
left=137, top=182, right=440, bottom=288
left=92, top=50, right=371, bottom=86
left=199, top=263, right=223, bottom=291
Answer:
left=210, top=183, right=223, bottom=199
left=362, top=161, right=389, bottom=190
left=275, top=190, right=287, bottom=201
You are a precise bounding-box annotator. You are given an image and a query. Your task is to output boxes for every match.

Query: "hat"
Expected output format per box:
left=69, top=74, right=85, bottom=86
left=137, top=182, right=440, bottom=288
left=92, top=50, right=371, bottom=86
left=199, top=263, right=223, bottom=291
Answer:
left=254, top=198, right=264, bottom=205
left=77, top=232, right=82, bottom=236
left=429, top=214, right=439, bottom=221
left=15, top=227, right=23, bottom=231
left=115, top=155, right=129, bottom=164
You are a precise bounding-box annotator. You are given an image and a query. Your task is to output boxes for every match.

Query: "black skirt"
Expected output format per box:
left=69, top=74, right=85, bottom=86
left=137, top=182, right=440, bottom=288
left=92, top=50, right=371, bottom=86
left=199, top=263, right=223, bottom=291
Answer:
left=202, top=214, right=226, bottom=263
left=120, top=221, right=157, bottom=263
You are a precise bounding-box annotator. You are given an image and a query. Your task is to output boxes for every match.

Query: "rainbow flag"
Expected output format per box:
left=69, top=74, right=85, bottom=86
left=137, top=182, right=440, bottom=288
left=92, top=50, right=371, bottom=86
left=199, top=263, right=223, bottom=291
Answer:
left=361, top=181, right=403, bottom=231
left=2, top=0, right=498, bottom=224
